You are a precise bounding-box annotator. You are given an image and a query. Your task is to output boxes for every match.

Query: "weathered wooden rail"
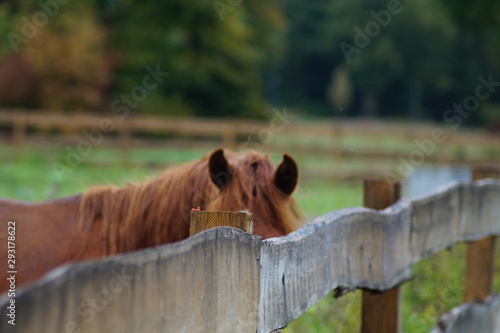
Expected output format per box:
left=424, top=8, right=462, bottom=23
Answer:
left=1, top=172, right=499, bottom=332
left=431, top=294, right=500, bottom=333
left=0, top=110, right=499, bottom=171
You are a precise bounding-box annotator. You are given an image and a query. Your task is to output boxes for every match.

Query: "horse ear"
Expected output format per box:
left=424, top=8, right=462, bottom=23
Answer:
left=209, top=149, right=233, bottom=189
left=274, top=154, right=298, bottom=195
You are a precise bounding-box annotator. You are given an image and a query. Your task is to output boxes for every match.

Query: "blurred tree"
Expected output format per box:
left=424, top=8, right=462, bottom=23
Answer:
left=0, top=55, right=39, bottom=108
left=0, top=0, right=286, bottom=117
left=436, top=0, right=500, bottom=127
left=327, top=65, right=353, bottom=112
left=436, top=0, right=500, bottom=33
left=109, top=0, right=286, bottom=118
left=278, top=0, right=341, bottom=113
left=0, top=4, right=40, bottom=107
left=0, top=4, right=15, bottom=57
left=1, top=0, right=497, bottom=123
left=279, top=0, right=499, bottom=124
left=23, top=8, right=110, bottom=110
left=0, top=1, right=110, bottom=111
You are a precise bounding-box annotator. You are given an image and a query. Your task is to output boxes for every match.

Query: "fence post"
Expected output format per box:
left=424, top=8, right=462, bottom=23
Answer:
left=331, top=117, right=343, bottom=181
left=189, top=210, right=253, bottom=237
left=119, top=120, right=132, bottom=164
left=13, top=112, right=27, bottom=161
left=361, top=179, right=402, bottom=333
left=464, top=166, right=499, bottom=302
left=13, top=112, right=27, bottom=147
left=222, top=125, right=237, bottom=150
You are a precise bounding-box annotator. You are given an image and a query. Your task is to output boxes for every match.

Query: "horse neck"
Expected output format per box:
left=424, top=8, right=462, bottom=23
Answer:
left=37, top=195, right=107, bottom=258
left=33, top=195, right=108, bottom=260
left=0, top=194, right=109, bottom=292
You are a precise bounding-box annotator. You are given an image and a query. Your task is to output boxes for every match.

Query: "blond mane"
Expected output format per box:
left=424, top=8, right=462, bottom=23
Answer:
left=79, top=150, right=302, bottom=254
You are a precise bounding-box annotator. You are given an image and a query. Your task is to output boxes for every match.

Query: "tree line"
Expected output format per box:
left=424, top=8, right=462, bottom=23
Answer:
left=0, top=0, right=498, bottom=125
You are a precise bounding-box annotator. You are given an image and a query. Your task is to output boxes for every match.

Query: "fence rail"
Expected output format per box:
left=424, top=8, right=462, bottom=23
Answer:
left=1, top=174, right=499, bottom=332
left=1, top=110, right=499, bottom=176
left=431, top=294, right=500, bottom=333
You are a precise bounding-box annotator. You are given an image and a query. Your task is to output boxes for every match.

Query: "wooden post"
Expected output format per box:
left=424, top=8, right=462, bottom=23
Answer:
left=222, top=125, right=237, bottom=150
left=189, top=210, right=253, bottom=237
left=13, top=112, right=27, bottom=160
left=331, top=116, right=343, bottom=181
left=464, top=166, right=499, bottom=302
left=361, top=179, right=401, bottom=333
left=13, top=112, right=27, bottom=148
left=119, top=120, right=132, bottom=165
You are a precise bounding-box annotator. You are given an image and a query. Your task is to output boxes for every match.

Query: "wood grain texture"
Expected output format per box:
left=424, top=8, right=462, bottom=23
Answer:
left=409, top=181, right=465, bottom=262
left=464, top=167, right=499, bottom=303
left=464, top=237, right=497, bottom=302
left=361, top=286, right=401, bottom=333
left=431, top=294, right=500, bottom=333
left=362, top=179, right=401, bottom=333
left=410, top=180, right=500, bottom=263
left=190, top=210, right=252, bottom=237
left=472, top=167, right=500, bottom=182
left=363, top=179, right=401, bottom=210
left=258, top=201, right=412, bottom=332
left=0, top=228, right=261, bottom=333
left=258, top=180, right=500, bottom=332
left=462, top=181, right=500, bottom=239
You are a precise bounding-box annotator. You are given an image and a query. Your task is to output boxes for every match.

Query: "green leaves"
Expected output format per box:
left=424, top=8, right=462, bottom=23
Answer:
left=110, top=0, right=284, bottom=118
left=279, top=0, right=500, bottom=120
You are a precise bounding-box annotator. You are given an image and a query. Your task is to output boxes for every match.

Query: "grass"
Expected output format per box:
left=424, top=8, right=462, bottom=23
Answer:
left=284, top=243, right=500, bottom=333
left=1, top=146, right=499, bottom=332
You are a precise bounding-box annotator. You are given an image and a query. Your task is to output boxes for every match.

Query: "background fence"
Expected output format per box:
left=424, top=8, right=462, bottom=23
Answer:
left=1, top=110, right=499, bottom=180
left=0, top=167, right=499, bottom=332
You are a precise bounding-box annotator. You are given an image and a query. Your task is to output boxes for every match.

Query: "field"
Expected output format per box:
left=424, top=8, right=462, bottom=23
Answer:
left=0, top=146, right=499, bottom=332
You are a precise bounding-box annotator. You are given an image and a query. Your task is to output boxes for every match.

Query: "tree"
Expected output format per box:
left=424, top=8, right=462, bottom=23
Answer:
left=0, top=0, right=287, bottom=117
left=278, top=0, right=499, bottom=123
left=0, top=1, right=110, bottom=111
left=436, top=0, right=500, bottom=33
left=108, top=0, right=286, bottom=118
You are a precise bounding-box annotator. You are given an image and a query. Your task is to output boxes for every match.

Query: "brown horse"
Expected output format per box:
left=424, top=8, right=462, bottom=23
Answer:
left=0, top=149, right=302, bottom=293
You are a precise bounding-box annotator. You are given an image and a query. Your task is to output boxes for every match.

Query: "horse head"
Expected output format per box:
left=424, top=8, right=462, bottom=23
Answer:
left=206, top=149, right=302, bottom=239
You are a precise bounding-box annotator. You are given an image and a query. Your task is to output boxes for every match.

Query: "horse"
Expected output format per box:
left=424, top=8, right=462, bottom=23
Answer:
left=0, top=149, right=302, bottom=293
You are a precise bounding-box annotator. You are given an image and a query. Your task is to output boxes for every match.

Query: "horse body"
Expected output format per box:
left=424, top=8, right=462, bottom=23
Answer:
left=0, top=196, right=107, bottom=292
left=0, top=149, right=302, bottom=293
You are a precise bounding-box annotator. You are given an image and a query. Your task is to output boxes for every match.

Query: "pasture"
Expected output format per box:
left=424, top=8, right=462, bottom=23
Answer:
left=1, top=146, right=499, bottom=332
left=1, top=0, right=499, bottom=330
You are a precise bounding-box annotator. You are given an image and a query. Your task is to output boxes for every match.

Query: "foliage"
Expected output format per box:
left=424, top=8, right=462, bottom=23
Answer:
left=436, top=0, right=500, bottom=33
left=24, top=8, right=109, bottom=110
left=0, top=1, right=110, bottom=110
left=0, top=0, right=286, bottom=117
left=0, top=0, right=498, bottom=121
left=0, top=5, right=15, bottom=57
left=327, top=65, right=353, bottom=112
left=108, top=0, right=285, bottom=118
left=278, top=0, right=500, bottom=123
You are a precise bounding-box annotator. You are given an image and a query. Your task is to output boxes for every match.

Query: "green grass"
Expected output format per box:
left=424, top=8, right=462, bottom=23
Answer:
left=285, top=243, right=500, bottom=333
left=294, top=179, right=362, bottom=219
left=1, top=146, right=499, bottom=332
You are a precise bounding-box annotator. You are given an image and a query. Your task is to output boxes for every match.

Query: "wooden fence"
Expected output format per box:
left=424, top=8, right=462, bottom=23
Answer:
left=0, top=169, right=499, bottom=332
left=1, top=110, right=499, bottom=179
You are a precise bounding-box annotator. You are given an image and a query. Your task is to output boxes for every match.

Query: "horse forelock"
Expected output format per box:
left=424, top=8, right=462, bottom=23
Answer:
left=208, top=151, right=303, bottom=237
left=79, top=150, right=303, bottom=254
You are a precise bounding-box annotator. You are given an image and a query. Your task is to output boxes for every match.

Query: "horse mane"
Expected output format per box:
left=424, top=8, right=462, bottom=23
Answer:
left=79, top=151, right=302, bottom=254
